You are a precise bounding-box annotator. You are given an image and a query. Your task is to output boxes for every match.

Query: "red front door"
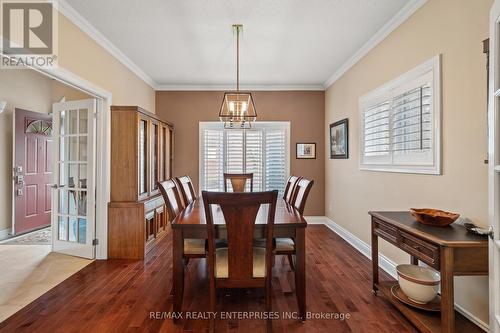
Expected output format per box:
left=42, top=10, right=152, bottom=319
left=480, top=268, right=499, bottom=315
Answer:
left=14, top=108, right=53, bottom=235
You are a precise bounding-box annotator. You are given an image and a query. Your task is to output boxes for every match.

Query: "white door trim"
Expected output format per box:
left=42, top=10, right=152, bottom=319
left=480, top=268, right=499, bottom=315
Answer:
left=489, top=1, right=500, bottom=332
left=1, top=53, right=113, bottom=260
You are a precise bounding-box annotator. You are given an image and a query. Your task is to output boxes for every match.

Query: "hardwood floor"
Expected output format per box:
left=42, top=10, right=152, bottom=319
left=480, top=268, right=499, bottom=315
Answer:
left=0, top=225, right=417, bottom=333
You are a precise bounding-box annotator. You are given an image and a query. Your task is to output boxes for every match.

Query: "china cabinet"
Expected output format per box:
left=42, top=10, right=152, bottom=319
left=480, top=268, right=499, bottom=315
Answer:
left=108, top=106, right=173, bottom=259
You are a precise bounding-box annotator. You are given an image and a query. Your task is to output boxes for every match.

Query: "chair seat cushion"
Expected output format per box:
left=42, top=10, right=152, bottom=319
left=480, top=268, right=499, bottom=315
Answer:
left=215, top=247, right=266, bottom=278
left=184, top=238, right=206, bottom=255
left=275, top=238, right=295, bottom=252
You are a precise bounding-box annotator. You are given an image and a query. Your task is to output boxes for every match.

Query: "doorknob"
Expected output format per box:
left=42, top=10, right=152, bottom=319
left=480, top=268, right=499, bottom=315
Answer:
left=51, top=184, right=59, bottom=189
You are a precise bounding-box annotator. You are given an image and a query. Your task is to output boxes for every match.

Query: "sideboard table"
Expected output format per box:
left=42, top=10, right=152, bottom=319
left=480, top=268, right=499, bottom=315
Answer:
left=369, top=211, right=488, bottom=333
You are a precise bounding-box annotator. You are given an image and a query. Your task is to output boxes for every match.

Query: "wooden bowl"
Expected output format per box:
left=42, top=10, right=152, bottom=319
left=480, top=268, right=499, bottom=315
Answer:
left=410, top=208, right=460, bottom=227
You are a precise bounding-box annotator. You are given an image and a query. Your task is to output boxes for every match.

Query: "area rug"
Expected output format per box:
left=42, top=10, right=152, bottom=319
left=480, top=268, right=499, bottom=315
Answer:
left=1, top=228, right=51, bottom=245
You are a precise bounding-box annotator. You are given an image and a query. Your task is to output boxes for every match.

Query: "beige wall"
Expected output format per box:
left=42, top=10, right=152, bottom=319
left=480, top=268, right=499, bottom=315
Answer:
left=325, top=0, right=491, bottom=324
left=57, top=14, right=155, bottom=112
left=156, top=91, right=325, bottom=216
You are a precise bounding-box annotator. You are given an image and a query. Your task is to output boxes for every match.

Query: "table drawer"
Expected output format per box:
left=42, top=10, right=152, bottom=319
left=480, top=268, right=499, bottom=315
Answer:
left=400, top=231, right=439, bottom=268
left=373, top=218, right=398, bottom=245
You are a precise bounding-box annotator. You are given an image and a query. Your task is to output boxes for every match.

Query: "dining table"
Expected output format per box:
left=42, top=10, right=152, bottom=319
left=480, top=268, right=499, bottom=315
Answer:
left=170, top=197, right=308, bottom=320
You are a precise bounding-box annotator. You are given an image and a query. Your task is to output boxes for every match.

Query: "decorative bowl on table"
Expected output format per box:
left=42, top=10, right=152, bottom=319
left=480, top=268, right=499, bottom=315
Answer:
left=396, top=264, right=440, bottom=304
left=410, top=208, right=460, bottom=227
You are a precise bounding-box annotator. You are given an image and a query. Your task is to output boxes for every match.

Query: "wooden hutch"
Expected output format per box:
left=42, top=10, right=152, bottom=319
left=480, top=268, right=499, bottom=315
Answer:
left=108, top=106, right=173, bottom=259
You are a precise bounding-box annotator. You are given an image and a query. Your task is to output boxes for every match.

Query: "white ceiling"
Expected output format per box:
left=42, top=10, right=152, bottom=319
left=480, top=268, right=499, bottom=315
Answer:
left=64, top=0, right=418, bottom=89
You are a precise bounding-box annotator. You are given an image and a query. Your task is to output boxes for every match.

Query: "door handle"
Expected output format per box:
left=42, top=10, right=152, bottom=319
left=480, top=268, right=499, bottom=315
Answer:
left=15, top=175, right=24, bottom=187
left=51, top=184, right=59, bottom=189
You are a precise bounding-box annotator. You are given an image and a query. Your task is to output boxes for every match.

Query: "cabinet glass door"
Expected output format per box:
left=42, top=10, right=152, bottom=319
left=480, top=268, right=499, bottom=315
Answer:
left=151, top=122, right=159, bottom=192
left=139, top=119, right=148, bottom=197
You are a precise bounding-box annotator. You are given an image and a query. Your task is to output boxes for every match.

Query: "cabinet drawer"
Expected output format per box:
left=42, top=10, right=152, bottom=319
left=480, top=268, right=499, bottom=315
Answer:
left=373, top=218, right=398, bottom=245
left=400, top=232, right=439, bottom=268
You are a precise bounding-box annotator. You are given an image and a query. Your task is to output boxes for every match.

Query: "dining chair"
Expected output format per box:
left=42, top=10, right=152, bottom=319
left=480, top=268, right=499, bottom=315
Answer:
left=291, top=178, right=314, bottom=215
left=158, top=180, right=206, bottom=260
left=175, top=175, right=197, bottom=207
left=275, top=178, right=314, bottom=271
left=223, top=173, right=253, bottom=192
left=283, top=175, right=302, bottom=204
left=202, top=190, right=278, bottom=330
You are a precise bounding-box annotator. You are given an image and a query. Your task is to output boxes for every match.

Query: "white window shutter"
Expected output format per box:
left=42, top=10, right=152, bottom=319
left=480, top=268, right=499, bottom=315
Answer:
left=363, top=101, right=391, bottom=162
left=200, top=122, right=289, bottom=193
left=202, top=130, right=224, bottom=191
left=359, top=55, right=441, bottom=174
left=265, top=129, right=286, bottom=196
left=226, top=130, right=244, bottom=174
left=245, top=130, right=263, bottom=191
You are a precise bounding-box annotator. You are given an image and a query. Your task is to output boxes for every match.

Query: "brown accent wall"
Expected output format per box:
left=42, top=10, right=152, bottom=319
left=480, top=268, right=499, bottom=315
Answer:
left=156, top=91, right=325, bottom=216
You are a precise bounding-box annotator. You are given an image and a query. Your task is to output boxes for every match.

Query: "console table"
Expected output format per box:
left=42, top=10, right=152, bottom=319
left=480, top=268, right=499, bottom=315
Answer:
left=369, top=211, right=488, bottom=333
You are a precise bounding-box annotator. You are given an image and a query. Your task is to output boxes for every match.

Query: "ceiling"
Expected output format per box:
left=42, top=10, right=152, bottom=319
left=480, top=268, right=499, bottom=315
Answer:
left=64, top=0, right=419, bottom=89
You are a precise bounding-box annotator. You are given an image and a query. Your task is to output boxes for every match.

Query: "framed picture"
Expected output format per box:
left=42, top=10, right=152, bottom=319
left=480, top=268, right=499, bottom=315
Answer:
left=296, top=143, right=316, bottom=159
left=330, top=118, right=348, bottom=159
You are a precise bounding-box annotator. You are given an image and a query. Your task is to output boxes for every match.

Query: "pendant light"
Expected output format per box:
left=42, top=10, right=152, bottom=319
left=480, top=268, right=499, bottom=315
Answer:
left=219, top=24, right=257, bottom=129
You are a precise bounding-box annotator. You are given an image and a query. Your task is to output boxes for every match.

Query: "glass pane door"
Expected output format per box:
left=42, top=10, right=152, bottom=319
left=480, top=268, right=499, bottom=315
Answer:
left=52, top=99, right=96, bottom=259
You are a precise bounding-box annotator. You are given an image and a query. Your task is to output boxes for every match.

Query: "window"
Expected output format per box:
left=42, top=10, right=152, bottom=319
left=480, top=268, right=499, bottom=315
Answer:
left=359, top=55, right=441, bottom=174
left=199, top=122, right=290, bottom=195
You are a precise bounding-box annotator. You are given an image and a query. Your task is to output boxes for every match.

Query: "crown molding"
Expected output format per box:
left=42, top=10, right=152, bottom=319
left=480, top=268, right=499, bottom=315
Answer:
left=155, top=84, right=325, bottom=91
left=323, top=0, right=428, bottom=89
left=56, top=0, right=427, bottom=92
left=57, top=0, right=158, bottom=89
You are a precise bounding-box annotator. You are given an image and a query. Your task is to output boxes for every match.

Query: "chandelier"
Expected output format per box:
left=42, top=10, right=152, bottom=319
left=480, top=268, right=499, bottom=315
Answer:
left=219, top=24, right=257, bottom=129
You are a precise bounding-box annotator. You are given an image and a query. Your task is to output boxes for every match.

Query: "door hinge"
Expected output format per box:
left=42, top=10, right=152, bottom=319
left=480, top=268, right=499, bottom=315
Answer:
left=92, top=238, right=99, bottom=246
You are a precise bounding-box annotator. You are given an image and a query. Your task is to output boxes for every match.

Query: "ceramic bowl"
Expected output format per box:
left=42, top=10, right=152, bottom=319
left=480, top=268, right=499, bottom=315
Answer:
left=410, top=208, right=460, bottom=227
left=396, top=264, right=440, bottom=304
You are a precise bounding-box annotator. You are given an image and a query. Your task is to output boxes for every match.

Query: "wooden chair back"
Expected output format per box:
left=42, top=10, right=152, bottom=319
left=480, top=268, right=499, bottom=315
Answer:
left=223, top=173, right=253, bottom=192
left=202, top=190, right=277, bottom=285
left=158, top=179, right=184, bottom=219
left=283, top=175, right=302, bottom=203
left=291, top=178, right=314, bottom=215
left=176, top=175, right=197, bottom=206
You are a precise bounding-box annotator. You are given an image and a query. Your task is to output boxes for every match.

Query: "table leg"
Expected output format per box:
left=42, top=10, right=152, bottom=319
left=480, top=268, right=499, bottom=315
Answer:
left=371, top=221, right=379, bottom=294
left=172, top=228, right=185, bottom=317
left=294, top=228, right=306, bottom=321
left=440, top=247, right=454, bottom=333
left=411, top=256, right=418, bottom=265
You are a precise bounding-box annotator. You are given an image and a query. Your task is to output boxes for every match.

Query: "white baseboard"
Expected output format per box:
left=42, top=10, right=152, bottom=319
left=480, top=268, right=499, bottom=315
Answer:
left=0, top=228, right=11, bottom=241
left=304, top=216, right=489, bottom=332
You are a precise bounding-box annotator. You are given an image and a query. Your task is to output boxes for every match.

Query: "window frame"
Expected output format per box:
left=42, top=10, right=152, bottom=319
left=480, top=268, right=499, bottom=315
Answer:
left=198, top=121, right=291, bottom=193
left=359, top=55, right=442, bottom=175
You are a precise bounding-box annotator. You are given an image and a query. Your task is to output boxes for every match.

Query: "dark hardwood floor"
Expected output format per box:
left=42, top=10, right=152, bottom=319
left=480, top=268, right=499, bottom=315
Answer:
left=0, top=225, right=416, bottom=333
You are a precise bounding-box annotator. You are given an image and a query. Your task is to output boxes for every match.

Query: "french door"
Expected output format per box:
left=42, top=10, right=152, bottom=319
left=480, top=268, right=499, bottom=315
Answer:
left=51, top=99, right=96, bottom=259
left=490, top=1, right=500, bottom=332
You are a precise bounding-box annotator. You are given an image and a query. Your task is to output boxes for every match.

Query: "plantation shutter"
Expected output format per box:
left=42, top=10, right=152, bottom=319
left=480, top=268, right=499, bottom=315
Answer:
left=245, top=131, right=263, bottom=191
left=202, top=130, right=224, bottom=191
left=362, top=100, right=391, bottom=164
left=359, top=58, right=439, bottom=174
left=391, top=82, right=433, bottom=165
left=265, top=129, right=286, bottom=196
left=200, top=122, right=289, bottom=193
left=225, top=131, right=244, bottom=174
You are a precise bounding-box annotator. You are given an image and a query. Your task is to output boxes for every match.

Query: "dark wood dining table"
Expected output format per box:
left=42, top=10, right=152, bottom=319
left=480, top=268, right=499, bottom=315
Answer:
left=171, top=197, right=308, bottom=320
